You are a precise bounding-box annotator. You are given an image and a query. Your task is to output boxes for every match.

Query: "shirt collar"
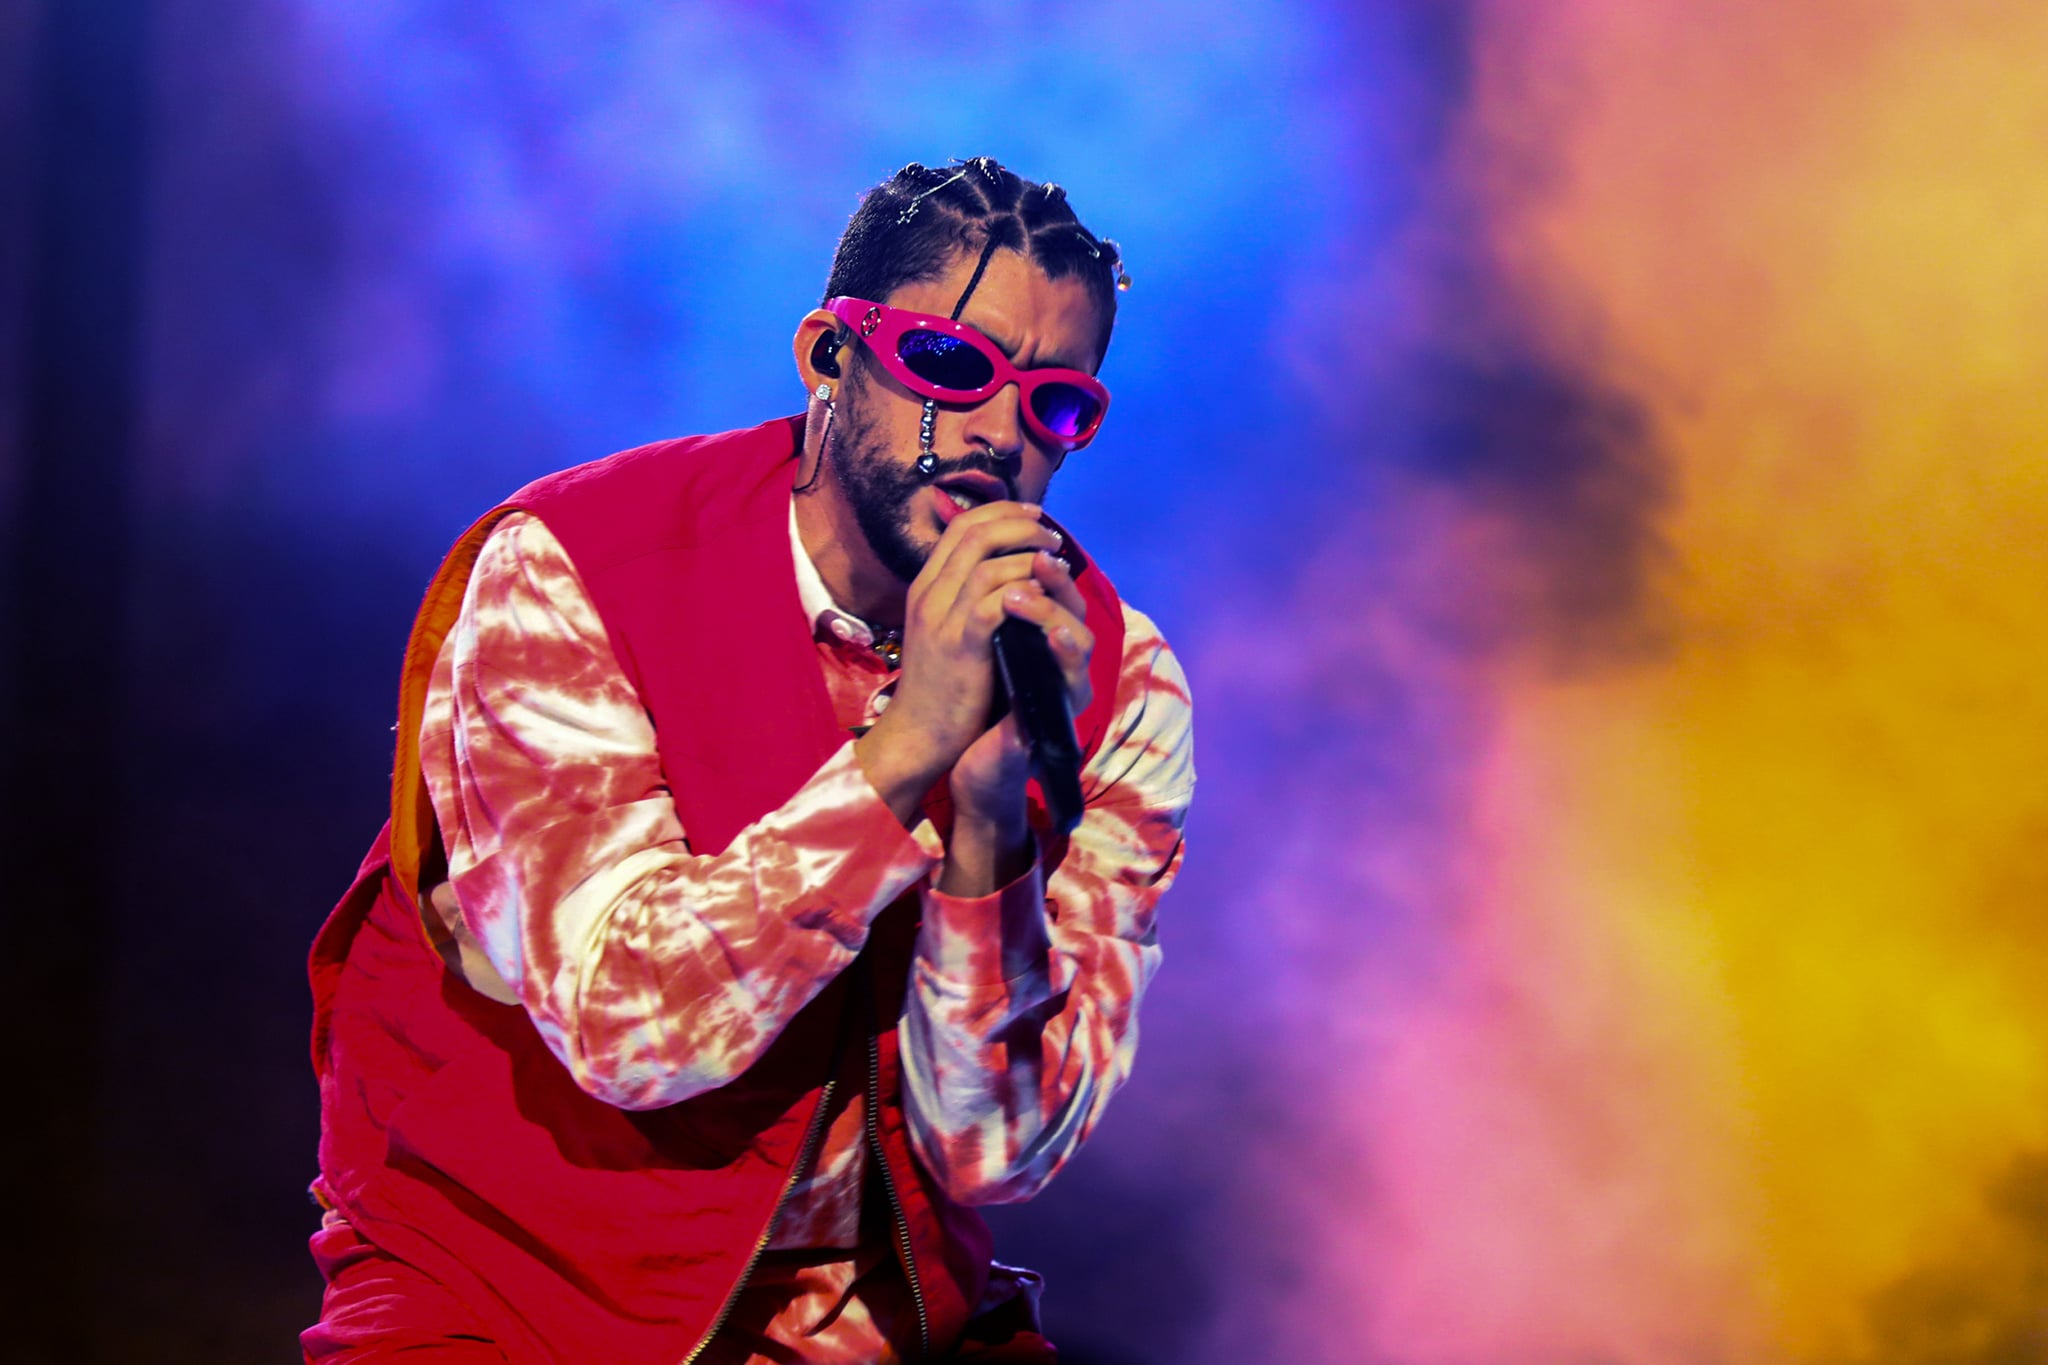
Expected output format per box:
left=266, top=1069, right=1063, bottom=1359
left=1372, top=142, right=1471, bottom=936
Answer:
left=789, top=497, right=880, bottom=650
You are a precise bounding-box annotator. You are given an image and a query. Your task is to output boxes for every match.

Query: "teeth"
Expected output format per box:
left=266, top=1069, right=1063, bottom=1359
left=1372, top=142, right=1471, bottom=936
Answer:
left=946, top=487, right=984, bottom=510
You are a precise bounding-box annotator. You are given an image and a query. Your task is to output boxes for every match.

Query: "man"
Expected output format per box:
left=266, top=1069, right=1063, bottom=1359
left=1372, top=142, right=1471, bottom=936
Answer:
left=303, top=157, right=1194, bottom=1364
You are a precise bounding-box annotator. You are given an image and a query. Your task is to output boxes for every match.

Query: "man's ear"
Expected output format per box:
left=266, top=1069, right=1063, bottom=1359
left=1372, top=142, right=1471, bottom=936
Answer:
left=793, top=310, right=847, bottom=392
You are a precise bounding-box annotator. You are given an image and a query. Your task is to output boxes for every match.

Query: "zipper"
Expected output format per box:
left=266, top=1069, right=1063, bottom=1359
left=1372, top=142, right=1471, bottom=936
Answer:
left=679, top=1074, right=836, bottom=1365
left=867, top=1026, right=931, bottom=1362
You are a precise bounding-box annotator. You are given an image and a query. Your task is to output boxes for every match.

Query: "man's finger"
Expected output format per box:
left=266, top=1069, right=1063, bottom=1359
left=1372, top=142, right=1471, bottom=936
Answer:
left=1030, top=550, right=1087, bottom=623
left=946, top=556, right=1044, bottom=642
left=920, top=509, right=1061, bottom=625
left=916, top=500, right=1043, bottom=600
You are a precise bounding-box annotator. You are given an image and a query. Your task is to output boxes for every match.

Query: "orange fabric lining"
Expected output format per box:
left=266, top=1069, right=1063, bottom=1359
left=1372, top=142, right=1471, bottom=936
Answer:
left=389, top=507, right=518, bottom=946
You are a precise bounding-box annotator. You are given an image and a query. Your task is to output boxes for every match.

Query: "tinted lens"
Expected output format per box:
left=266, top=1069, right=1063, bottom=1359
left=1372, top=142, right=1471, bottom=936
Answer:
left=898, top=330, right=994, bottom=391
left=1030, top=382, right=1102, bottom=439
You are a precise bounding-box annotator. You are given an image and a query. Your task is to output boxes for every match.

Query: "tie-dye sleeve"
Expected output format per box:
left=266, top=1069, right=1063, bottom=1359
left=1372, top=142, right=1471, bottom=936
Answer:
left=419, top=511, right=945, bottom=1111
left=899, top=604, right=1195, bottom=1205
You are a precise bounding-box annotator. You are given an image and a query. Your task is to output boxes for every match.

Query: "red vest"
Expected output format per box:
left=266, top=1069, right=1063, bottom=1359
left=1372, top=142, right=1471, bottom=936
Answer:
left=308, top=416, right=1126, bottom=1363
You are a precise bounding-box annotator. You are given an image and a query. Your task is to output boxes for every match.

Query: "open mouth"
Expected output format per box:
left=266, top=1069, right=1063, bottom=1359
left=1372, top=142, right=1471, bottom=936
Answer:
left=932, top=471, right=1010, bottom=517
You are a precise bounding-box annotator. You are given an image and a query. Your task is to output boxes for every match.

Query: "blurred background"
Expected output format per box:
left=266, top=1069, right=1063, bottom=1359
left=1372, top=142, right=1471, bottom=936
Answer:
left=6, top=2, right=2048, bottom=1361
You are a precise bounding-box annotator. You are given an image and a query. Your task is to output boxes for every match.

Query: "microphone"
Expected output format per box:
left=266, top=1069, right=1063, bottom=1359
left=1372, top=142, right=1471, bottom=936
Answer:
left=991, top=617, right=1085, bottom=835
left=988, top=517, right=1089, bottom=835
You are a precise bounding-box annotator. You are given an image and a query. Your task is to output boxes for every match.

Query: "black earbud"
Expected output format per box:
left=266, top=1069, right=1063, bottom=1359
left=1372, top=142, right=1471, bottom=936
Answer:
left=811, top=330, right=842, bottom=378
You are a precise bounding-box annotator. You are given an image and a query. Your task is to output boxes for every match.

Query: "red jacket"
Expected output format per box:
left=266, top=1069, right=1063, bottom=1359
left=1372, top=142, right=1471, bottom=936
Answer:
left=308, top=416, right=1125, bottom=1362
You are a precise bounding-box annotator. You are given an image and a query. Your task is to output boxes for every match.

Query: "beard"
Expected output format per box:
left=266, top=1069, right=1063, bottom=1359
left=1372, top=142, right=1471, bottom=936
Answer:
left=825, top=372, right=1021, bottom=584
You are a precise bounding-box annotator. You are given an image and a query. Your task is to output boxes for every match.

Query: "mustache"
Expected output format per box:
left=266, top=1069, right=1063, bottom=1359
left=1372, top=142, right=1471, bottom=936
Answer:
left=913, top=452, right=1019, bottom=501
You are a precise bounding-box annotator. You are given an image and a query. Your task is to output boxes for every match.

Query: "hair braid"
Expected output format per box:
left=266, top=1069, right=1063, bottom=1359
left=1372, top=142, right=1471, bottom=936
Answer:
left=822, top=157, right=1123, bottom=362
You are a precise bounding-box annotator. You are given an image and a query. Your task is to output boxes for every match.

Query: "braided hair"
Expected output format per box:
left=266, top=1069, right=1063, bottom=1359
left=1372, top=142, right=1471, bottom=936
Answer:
left=822, top=157, right=1127, bottom=366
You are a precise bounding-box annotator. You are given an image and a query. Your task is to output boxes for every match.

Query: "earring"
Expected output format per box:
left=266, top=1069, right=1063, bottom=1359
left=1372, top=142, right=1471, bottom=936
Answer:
left=795, top=392, right=833, bottom=495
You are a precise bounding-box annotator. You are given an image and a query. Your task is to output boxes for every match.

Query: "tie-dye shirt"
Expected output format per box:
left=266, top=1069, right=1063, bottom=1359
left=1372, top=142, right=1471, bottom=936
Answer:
left=416, top=507, right=1193, bottom=1362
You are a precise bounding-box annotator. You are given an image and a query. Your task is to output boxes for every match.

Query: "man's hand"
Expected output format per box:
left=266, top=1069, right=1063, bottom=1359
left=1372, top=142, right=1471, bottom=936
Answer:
left=854, top=501, right=1094, bottom=889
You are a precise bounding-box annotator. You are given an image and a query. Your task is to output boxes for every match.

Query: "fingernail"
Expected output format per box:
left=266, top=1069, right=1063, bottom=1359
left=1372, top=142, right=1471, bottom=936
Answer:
left=1006, top=587, right=1033, bottom=606
left=1055, top=626, right=1079, bottom=650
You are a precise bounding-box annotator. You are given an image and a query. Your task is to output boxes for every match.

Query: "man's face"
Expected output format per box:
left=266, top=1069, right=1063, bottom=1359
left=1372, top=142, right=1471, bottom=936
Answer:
left=827, top=248, right=1105, bottom=584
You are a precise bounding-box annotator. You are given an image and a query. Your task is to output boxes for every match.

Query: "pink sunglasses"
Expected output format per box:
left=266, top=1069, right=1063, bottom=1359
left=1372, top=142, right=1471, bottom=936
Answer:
left=825, top=297, right=1110, bottom=449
